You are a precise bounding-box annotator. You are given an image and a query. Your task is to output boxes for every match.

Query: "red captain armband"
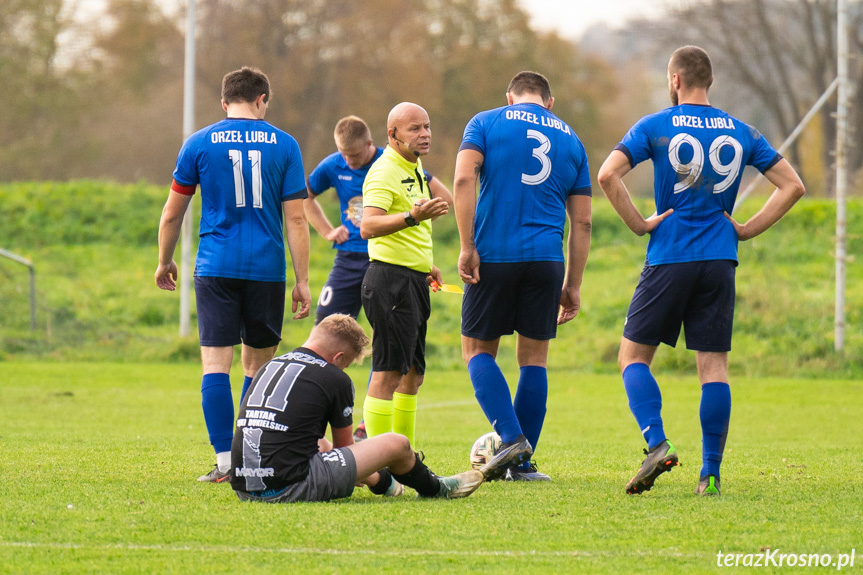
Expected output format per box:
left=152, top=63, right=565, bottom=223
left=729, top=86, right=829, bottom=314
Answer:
left=171, top=179, right=197, bottom=196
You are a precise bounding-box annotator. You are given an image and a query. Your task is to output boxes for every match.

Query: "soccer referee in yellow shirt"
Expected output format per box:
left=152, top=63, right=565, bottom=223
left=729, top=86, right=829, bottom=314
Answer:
left=359, top=102, right=453, bottom=446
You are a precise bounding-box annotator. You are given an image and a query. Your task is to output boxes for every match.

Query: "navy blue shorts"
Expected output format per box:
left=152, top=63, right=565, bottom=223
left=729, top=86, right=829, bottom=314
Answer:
left=623, top=260, right=736, bottom=352
left=194, top=276, right=285, bottom=348
left=461, top=261, right=565, bottom=341
left=315, top=250, right=370, bottom=324
left=361, top=261, right=429, bottom=375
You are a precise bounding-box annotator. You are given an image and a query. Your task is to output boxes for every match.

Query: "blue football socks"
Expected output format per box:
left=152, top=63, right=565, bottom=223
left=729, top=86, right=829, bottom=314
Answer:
left=622, top=362, right=666, bottom=449
left=468, top=353, right=522, bottom=444
left=700, top=381, right=731, bottom=480
left=513, top=365, right=548, bottom=469
left=201, top=373, right=235, bottom=454
left=240, top=375, right=253, bottom=406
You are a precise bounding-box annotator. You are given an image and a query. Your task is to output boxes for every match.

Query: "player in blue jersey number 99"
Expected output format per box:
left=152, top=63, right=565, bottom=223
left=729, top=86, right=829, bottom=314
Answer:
left=597, top=46, right=805, bottom=497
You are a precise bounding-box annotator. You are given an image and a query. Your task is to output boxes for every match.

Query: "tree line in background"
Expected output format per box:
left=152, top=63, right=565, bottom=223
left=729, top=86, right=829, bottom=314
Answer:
left=646, top=0, right=863, bottom=197
left=1, top=0, right=860, bottom=197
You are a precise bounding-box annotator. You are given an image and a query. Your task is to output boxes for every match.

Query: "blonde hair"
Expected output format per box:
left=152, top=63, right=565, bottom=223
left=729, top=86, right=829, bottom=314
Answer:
left=315, top=314, right=370, bottom=363
left=334, top=116, right=372, bottom=149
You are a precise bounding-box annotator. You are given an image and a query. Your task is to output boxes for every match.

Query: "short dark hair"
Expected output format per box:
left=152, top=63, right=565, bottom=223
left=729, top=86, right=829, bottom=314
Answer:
left=334, top=116, right=372, bottom=148
left=669, top=46, right=713, bottom=90
left=221, top=67, right=270, bottom=104
left=507, top=71, right=552, bottom=103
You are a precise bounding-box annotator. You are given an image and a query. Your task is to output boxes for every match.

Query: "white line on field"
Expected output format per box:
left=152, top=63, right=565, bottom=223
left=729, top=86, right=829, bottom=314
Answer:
left=0, top=541, right=702, bottom=559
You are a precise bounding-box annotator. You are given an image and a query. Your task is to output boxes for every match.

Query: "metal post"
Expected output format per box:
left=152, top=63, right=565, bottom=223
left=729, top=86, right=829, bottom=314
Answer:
left=0, top=248, right=36, bottom=331
left=29, top=266, right=36, bottom=330
left=734, top=77, right=838, bottom=212
left=835, top=0, right=848, bottom=352
left=179, top=0, right=196, bottom=337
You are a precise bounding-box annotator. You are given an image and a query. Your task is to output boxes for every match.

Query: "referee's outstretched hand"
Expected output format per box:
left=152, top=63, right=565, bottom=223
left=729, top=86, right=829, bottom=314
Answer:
left=413, top=197, right=449, bottom=221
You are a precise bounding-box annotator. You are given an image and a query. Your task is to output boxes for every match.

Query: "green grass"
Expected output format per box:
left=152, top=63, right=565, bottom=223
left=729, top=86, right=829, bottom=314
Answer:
left=1, top=362, right=861, bottom=573
left=2, top=181, right=862, bottom=377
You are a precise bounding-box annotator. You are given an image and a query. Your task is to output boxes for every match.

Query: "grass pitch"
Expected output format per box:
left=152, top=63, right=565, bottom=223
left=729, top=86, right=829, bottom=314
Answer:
left=1, top=363, right=860, bottom=574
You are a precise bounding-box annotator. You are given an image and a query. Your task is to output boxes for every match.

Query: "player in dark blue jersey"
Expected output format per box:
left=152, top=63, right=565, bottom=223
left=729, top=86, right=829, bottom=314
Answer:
left=155, top=67, right=312, bottom=483
left=454, top=71, right=593, bottom=481
left=304, top=116, right=451, bottom=441
left=597, top=46, right=805, bottom=496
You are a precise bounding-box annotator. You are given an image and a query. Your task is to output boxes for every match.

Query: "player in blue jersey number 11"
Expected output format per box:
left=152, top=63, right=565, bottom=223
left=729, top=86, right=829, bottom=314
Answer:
left=155, top=67, right=311, bottom=483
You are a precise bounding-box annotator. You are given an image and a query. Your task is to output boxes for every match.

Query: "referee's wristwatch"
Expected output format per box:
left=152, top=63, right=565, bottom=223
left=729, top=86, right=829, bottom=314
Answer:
left=403, top=210, right=420, bottom=227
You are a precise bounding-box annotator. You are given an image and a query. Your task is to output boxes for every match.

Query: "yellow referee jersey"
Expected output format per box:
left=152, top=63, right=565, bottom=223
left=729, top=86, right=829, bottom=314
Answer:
left=362, top=145, right=434, bottom=273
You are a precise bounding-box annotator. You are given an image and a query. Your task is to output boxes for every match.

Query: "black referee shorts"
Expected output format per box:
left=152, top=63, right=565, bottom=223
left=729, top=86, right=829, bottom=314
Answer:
left=361, top=261, right=430, bottom=375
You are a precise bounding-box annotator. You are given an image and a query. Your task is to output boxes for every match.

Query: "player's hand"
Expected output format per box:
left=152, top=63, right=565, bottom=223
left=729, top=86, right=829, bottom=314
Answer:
left=723, top=211, right=751, bottom=240
left=325, top=225, right=349, bottom=244
left=426, top=265, right=444, bottom=288
left=291, top=282, right=311, bottom=320
left=458, top=247, right=481, bottom=284
left=557, top=285, right=581, bottom=325
left=317, top=436, right=334, bottom=452
left=412, top=197, right=448, bottom=222
left=641, top=209, right=673, bottom=235
left=154, top=261, right=178, bottom=291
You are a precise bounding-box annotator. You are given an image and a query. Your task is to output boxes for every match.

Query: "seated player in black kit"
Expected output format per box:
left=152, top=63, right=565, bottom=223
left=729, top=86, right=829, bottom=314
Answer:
left=231, top=314, right=485, bottom=502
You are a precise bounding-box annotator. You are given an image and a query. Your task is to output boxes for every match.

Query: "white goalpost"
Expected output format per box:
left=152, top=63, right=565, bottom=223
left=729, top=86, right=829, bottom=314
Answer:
left=734, top=0, right=849, bottom=353
left=834, top=0, right=849, bottom=352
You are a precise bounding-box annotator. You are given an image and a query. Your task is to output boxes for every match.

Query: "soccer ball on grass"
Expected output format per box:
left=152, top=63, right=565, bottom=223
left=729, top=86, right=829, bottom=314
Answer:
left=469, top=431, right=501, bottom=470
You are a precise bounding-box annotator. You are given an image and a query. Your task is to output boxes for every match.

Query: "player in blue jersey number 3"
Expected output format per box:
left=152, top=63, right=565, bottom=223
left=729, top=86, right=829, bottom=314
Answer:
left=454, top=71, right=593, bottom=482
left=597, top=46, right=805, bottom=496
left=155, top=67, right=312, bottom=483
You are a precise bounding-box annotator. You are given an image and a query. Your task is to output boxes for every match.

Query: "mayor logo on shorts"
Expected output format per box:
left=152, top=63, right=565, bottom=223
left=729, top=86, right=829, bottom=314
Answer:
left=343, top=406, right=353, bottom=417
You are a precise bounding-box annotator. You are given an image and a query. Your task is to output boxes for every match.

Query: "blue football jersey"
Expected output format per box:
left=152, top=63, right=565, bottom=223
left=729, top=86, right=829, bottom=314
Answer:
left=306, top=147, right=383, bottom=253
left=460, top=103, right=592, bottom=263
left=307, top=147, right=436, bottom=254
left=617, top=103, right=781, bottom=265
left=172, top=118, right=307, bottom=281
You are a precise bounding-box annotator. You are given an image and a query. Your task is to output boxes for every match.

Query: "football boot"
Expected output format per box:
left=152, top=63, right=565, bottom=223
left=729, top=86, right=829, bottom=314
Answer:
left=625, top=439, right=679, bottom=495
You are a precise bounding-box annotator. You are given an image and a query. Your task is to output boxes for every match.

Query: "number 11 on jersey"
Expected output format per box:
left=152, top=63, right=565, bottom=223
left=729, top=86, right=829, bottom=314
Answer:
left=229, top=149, right=263, bottom=208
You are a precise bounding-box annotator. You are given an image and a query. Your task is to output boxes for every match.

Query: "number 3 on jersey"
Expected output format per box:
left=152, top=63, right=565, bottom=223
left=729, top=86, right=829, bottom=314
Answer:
left=668, top=134, right=743, bottom=194
left=522, top=129, right=552, bottom=186
left=229, top=149, right=263, bottom=208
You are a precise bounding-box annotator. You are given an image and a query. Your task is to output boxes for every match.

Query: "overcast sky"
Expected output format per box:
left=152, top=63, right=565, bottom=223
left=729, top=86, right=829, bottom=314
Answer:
left=517, top=0, right=667, bottom=39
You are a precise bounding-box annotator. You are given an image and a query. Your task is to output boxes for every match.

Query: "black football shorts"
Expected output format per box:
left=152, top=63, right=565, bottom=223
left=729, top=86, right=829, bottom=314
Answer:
left=461, top=261, right=565, bottom=341
left=361, top=261, right=430, bottom=375
left=623, top=259, right=737, bottom=352
left=195, top=276, right=285, bottom=348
